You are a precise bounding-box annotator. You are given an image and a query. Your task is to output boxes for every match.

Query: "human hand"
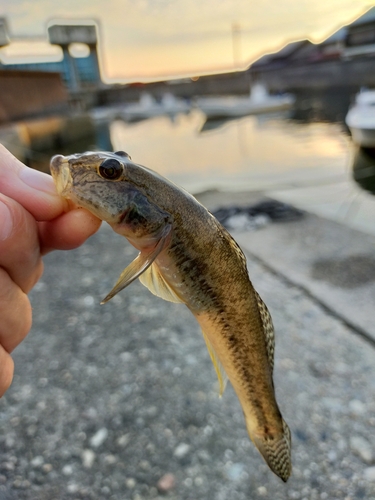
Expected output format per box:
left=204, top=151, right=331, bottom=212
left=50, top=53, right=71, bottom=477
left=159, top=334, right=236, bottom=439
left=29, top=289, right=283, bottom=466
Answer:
left=0, top=145, right=102, bottom=396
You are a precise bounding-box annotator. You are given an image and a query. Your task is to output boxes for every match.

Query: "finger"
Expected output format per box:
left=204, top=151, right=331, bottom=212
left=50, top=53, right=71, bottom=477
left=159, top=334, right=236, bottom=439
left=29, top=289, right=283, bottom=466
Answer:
left=0, top=268, right=32, bottom=353
left=0, top=195, right=44, bottom=293
left=0, top=144, right=66, bottom=222
left=39, top=208, right=102, bottom=254
left=0, top=347, right=14, bottom=397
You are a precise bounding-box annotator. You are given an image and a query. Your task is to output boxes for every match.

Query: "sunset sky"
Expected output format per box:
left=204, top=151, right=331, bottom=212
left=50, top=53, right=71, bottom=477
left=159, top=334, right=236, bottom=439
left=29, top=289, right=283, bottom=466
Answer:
left=0, top=0, right=375, bottom=82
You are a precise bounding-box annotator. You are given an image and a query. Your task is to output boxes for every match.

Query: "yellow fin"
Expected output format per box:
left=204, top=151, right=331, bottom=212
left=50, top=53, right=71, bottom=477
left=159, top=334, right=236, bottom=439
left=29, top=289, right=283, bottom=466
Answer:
left=201, top=328, right=228, bottom=396
left=101, top=224, right=172, bottom=304
left=139, top=264, right=183, bottom=303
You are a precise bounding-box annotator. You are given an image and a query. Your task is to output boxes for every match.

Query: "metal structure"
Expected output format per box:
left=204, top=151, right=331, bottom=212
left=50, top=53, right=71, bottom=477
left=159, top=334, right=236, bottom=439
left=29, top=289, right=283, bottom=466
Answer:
left=48, top=24, right=101, bottom=91
left=0, top=20, right=101, bottom=92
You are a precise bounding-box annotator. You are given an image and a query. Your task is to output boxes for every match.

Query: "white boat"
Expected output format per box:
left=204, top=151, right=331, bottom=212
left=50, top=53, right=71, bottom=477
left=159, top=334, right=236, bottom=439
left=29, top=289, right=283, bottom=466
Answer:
left=195, top=84, right=295, bottom=119
left=121, top=92, right=190, bottom=121
left=345, top=89, right=375, bottom=147
left=89, top=106, right=119, bottom=122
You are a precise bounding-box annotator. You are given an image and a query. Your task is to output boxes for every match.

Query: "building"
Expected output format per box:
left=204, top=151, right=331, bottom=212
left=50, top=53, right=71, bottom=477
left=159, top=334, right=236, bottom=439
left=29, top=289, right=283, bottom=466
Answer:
left=247, top=7, right=375, bottom=91
left=0, top=19, right=102, bottom=92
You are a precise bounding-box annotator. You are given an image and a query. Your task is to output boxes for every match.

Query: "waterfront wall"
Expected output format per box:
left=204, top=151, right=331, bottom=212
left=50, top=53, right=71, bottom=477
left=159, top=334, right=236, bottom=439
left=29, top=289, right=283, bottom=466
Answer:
left=0, top=70, right=68, bottom=123
left=248, top=57, right=375, bottom=92
left=99, top=56, right=375, bottom=106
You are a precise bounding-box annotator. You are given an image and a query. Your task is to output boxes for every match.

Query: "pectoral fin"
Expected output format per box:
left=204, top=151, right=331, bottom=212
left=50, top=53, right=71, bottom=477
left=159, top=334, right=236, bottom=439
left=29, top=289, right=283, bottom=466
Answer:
left=139, top=264, right=183, bottom=303
left=101, top=224, right=172, bottom=304
left=201, top=328, right=228, bottom=396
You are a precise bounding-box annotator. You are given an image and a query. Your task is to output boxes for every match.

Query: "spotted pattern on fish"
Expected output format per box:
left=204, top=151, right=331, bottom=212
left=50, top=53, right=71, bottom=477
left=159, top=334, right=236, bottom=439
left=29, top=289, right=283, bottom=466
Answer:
left=255, top=290, right=275, bottom=372
left=259, top=419, right=292, bottom=482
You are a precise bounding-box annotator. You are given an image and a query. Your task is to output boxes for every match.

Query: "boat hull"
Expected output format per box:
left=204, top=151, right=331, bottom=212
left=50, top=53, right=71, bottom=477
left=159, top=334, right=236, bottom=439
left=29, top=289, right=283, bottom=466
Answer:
left=348, top=126, right=375, bottom=147
left=196, top=93, right=294, bottom=119
left=345, top=89, right=375, bottom=147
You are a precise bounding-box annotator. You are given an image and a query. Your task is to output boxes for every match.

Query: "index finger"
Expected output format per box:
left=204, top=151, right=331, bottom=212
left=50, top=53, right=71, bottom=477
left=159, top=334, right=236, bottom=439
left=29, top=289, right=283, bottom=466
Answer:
left=0, top=144, right=66, bottom=222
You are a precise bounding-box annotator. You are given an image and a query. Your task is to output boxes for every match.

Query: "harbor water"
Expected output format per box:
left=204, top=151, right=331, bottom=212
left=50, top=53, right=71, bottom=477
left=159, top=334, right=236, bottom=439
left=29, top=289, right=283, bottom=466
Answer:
left=2, top=100, right=375, bottom=235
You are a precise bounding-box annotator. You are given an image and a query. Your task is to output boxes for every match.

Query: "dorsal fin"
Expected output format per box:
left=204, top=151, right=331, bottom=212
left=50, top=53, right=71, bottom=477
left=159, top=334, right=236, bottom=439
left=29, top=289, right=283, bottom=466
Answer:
left=255, top=291, right=275, bottom=372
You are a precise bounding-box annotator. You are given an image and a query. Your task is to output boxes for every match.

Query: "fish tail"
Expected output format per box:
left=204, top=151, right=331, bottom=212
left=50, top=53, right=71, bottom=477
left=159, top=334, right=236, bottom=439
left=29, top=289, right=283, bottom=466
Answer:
left=249, top=418, right=292, bottom=482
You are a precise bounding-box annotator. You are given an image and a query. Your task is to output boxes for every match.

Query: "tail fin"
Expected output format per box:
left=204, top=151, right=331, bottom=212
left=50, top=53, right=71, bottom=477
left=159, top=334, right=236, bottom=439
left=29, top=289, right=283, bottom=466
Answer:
left=251, top=419, right=292, bottom=482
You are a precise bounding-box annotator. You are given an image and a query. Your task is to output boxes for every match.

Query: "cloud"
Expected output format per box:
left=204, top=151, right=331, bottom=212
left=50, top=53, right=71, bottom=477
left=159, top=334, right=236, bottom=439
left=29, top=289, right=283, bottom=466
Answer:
left=1, top=0, right=374, bottom=80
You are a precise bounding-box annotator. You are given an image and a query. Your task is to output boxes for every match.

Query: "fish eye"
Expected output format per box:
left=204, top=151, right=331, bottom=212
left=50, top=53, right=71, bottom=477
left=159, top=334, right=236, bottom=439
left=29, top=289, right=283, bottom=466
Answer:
left=99, top=159, right=123, bottom=180
left=115, top=150, right=131, bottom=159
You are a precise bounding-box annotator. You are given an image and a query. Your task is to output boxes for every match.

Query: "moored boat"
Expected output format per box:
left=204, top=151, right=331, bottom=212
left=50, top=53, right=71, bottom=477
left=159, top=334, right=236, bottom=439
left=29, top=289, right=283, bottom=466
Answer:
left=121, top=92, right=190, bottom=121
left=345, top=89, right=375, bottom=147
left=195, top=84, right=295, bottom=119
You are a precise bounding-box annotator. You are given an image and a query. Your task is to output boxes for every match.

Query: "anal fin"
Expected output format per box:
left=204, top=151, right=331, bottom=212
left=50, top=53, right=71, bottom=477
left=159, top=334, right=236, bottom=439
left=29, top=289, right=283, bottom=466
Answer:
left=201, top=328, right=228, bottom=396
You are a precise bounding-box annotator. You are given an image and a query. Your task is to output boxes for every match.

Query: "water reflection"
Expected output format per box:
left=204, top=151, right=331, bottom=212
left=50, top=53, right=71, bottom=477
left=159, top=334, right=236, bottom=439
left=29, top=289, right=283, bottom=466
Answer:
left=26, top=116, right=113, bottom=174
left=109, top=110, right=350, bottom=192
left=18, top=93, right=364, bottom=198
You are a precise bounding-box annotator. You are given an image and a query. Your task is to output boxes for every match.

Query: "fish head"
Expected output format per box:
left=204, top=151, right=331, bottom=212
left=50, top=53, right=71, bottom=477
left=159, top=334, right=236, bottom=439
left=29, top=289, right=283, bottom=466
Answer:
left=50, top=151, right=133, bottom=223
left=50, top=151, right=173, bottom=249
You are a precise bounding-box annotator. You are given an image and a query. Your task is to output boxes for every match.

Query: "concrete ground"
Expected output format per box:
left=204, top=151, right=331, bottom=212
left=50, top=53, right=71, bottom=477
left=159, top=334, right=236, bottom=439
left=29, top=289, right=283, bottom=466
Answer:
left=0, top=188, right=375, bottom=500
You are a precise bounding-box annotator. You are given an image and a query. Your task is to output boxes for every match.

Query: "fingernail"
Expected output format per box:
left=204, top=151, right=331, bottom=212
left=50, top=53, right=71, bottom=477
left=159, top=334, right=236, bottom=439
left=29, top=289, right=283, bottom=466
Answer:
left=0, top=200, right=13, bottom=241
left=19, top=166, right=56, bottom=194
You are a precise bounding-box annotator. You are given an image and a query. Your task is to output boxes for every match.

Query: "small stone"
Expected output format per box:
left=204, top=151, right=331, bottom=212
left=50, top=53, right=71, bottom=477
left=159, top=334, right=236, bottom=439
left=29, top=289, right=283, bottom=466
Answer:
left=83, top=295, right=95, bottom=307
left=13, top=479, right=31, bottom=489
left=227, top=463, right=245, bottom=480
left=349, top=399, right=366, bottom=415
left=183, top=477, right=193, bottom=487
left=139, top=460, right=150, bottom=470
left=83, top=407, right=97, bottom=420
left=125, top=478, right=136, bottom=489
left=5, top=436, right=15, bottom=448
left=31, top=456, right=44, bottom=468
left=38, top=378, right=48, bottom=387
left=62, top=464, right=74, bottom=476
left=81, top=449, right=96, bottom=468
left=350, top=436, right=373, bottom=463
left=90, top=428, right=108, bottom=448
left=42, top=463, right=53, bottom=473
left=104, top=454, right=117, bottom=465
left=157, top=473, right=176, bottom=492
left=10, top=417, right=20, bottom=427
left=364, top=466, right=375, bottom=482
left=67, top=483, right=79, bottom=493
left=173, top=443, right=190, bottom=458
left=3, top=462, right=15, bottom=471
left=194, top=476, right=204, bottom=486
left=327, top=450, right=337, bottom=463
left=119, top=352, right=133, bottom=362
left=257, top=486, right=268, bottom=497
left=117, top=434, right=130, bottom=448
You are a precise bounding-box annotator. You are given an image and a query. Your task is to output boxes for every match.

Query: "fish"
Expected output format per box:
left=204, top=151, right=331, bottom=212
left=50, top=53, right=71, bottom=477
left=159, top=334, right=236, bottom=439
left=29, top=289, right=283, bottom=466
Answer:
left=50, top=150, right=292, bottom=482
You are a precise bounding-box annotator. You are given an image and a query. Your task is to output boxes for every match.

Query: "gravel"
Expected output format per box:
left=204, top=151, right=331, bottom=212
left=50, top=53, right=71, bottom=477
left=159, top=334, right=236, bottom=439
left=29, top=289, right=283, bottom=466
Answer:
left=0, top=193, right=375, bottom=499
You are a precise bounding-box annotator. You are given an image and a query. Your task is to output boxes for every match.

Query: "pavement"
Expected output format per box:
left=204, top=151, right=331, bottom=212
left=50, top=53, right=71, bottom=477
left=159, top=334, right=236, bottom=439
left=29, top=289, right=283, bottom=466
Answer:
left=0, top=187, right=375, bottom=500
left=198, top=188, right=375, bottom=345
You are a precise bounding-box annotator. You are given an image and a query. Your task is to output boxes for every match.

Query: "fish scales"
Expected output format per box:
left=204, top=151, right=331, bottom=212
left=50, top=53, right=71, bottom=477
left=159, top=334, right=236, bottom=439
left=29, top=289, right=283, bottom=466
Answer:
left=50, top=150, right=292, bottom=482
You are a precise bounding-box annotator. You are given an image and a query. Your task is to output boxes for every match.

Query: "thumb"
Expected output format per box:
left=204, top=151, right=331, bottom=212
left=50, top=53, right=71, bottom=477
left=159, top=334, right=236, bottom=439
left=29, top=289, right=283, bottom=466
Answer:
left=0, top=144, right=66, bottom=221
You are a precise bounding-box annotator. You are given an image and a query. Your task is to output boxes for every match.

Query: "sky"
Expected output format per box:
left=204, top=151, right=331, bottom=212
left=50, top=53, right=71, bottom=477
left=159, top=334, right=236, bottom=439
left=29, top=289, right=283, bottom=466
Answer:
left=0, top=0, right=375, bottom=83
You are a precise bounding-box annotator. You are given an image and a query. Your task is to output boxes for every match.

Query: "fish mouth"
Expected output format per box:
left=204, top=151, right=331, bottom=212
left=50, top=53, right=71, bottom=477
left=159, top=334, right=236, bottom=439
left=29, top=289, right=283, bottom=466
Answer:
left=50, top=155, right=72, bottom=197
